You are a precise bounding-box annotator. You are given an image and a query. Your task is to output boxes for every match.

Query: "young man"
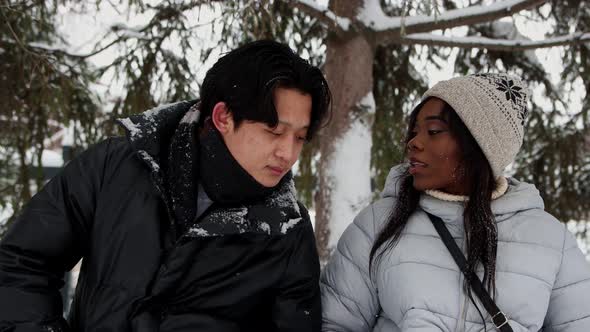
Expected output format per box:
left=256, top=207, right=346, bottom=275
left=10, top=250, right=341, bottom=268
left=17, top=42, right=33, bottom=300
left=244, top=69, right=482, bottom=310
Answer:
left=0, top=40, right=331, bottom=331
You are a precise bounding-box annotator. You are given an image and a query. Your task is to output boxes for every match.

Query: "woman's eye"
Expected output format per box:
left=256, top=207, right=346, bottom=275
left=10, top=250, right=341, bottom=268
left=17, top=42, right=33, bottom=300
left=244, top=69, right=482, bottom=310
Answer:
left=296, top=136, right=306, bottom=142
left=428, top=130, right=444, bottom=135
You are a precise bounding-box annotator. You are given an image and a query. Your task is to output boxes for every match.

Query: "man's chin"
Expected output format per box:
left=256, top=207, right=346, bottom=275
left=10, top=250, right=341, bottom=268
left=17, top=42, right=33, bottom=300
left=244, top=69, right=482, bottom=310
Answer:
left=255, top=175, right=283, bottom=188
left=261, top=179, right=281, bottom=188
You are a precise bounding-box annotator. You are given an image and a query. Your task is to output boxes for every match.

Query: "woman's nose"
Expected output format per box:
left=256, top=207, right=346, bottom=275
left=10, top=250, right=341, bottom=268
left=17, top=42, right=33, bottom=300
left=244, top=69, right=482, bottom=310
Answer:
left=407, top=136, right=423, bottom=151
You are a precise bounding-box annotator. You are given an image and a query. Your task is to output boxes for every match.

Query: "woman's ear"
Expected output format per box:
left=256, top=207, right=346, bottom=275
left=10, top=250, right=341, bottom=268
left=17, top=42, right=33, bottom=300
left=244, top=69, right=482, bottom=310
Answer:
left=211, top=102, right=234, bottom=133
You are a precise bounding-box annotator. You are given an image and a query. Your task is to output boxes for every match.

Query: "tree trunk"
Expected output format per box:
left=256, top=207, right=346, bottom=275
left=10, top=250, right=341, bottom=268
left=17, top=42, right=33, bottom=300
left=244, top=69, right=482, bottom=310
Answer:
left=314, top=0, right=375, bottom=262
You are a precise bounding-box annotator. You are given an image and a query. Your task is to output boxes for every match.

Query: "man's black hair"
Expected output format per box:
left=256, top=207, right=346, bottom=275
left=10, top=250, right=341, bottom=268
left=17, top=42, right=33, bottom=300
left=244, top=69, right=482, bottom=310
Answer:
left=199, top=40, right=331, bottom=140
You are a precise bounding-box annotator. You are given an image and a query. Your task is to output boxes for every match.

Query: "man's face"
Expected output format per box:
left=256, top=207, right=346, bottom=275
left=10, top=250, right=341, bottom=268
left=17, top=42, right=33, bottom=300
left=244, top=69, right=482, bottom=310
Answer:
left=218, top=87, right=312, bottom=187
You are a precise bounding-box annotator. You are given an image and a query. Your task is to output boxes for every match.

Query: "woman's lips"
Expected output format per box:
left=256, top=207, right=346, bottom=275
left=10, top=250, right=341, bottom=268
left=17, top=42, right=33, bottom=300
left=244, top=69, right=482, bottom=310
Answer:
left=409, top=160, right=427, bottom=175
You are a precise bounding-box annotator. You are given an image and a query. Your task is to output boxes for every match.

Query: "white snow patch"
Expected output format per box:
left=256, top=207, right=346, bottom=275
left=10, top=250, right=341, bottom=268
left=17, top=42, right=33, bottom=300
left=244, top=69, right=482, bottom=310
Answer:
left=0, top=203, right=14, bottom=228
left=143, top=102, right=181, bottom=119
left=232, top=207, right=248, bottom=224
left=110, top=22, right=149, bottom=40
left=309, top=208, right=316, bottom=230
left=326, top=95, right=374, bottom=249
left=358, top=0, right=532, bottom=31
left=26, top=149, right=64, bottom=167
left=358, top=91, right=376, bottom=114
left=41, top=150, right=64, bottom=167
left=268, top=181, right=300, bottom=214
left=405, top=32, right=589, bottom=57
left=180, top=109, right=200, bottom=124
left=567, top=220, right=590, bottom=260
left=259, top=222, right=271, bottom=234
left=297, top=0, right=351, bottom=30
left=281, top=218, right=302, bottom=234
left=188, top=227, right=210, bottom=236
left=138, top=150, right=160, bottom=172
left=119, top=118, right=141, bottom=138
left=490, top=21, right=540, bottom=65
left=62, top=122, right=76, bottom=146
left=357, top=0, right=393, bottom=30
left=28, top=41, right=70, bottom=53
left=213, top=207, right=249, bottom=226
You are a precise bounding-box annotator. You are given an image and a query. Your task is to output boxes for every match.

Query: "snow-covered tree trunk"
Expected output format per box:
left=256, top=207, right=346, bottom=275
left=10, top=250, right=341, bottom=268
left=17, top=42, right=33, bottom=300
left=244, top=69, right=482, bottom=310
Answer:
left=314, top=0, right=375, bottom=262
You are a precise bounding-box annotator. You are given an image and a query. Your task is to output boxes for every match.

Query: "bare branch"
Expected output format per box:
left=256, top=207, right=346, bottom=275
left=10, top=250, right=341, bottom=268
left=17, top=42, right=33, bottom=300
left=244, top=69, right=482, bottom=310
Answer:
left=368, top=0, right=546, bottom=45
left=401, top=32, right=590, bottom=51
left=287, top=0, right=350, bottom=35
left=0, top=36, right=122, bottom=60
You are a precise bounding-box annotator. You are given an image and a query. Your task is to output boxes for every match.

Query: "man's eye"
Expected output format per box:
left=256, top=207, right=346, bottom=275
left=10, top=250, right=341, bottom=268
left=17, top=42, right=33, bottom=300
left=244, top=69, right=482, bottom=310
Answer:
left=428, top=130, right=444, bottom=135
left=267, top=129, right=281, bottom=136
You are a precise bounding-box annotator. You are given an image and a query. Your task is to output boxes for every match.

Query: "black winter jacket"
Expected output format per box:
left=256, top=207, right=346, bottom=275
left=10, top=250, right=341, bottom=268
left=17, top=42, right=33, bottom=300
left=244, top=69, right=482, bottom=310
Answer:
left=0, top=102, right=321, bottom=332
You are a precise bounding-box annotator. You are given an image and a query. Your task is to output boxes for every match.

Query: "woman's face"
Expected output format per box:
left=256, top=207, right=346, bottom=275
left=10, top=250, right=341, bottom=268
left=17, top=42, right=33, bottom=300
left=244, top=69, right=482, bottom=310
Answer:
left=407, top=98, right=467, bottom=194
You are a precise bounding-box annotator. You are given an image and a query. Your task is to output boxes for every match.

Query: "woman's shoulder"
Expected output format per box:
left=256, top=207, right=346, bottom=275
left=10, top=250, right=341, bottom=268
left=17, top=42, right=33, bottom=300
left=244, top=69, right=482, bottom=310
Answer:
left=347, top=197, right=396, bottom=242
left=496, top=178, right=570, bottom=251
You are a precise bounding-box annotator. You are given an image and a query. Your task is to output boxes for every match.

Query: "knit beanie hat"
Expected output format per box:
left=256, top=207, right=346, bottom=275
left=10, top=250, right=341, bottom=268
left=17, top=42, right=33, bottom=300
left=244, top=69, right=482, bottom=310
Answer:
left=422, top=73, right=530, bottom=178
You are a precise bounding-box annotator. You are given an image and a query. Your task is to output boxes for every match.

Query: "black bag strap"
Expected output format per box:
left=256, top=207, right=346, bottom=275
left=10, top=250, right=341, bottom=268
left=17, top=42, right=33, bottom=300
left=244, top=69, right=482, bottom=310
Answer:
left=426, top=212, right=513, bottom=332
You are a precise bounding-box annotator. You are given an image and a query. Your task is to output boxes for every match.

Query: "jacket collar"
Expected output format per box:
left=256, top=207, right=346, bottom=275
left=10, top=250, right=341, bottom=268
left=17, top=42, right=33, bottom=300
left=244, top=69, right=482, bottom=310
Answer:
left=116, top=100, right=198, bottom=172
left=116, top=100, right=301, bottom=237
left=381, top=164, right=545, bottom=223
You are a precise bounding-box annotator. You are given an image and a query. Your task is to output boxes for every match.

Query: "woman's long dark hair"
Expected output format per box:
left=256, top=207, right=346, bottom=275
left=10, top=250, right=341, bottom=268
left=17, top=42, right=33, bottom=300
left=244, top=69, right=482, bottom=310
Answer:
left=369, top=98, right=499, bottom=298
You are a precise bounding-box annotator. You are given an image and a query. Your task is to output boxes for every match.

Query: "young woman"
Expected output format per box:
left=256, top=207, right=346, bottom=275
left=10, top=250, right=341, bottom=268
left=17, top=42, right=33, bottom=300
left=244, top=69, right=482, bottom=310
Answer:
left=321, top=73, right=590, bottom=332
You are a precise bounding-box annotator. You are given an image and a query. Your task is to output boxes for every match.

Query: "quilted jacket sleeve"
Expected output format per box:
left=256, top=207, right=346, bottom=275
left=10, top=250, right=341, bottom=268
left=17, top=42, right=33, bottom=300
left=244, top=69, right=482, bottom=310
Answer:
left=0, top=138, right=114, bottom=332
left=543, top=227, right=590, bottom=332
left=321, top=203, right=385, bottom=332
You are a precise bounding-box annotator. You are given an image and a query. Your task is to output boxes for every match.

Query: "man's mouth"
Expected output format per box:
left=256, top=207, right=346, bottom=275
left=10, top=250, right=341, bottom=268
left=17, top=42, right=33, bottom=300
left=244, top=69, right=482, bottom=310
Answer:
left=268, top=166, right=286, bottom=176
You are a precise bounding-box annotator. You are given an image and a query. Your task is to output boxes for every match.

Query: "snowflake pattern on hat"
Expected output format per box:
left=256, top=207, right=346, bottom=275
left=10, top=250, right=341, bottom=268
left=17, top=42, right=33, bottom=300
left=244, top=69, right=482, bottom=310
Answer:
left=474, top=73, right=529, bottom=126
left=496, top=78, right=523, bottom=103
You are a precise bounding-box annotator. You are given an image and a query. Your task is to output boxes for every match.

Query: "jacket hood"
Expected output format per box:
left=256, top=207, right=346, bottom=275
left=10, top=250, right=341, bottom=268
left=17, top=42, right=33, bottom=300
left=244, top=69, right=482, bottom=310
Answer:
left=381, top=164, right=545, bottom=223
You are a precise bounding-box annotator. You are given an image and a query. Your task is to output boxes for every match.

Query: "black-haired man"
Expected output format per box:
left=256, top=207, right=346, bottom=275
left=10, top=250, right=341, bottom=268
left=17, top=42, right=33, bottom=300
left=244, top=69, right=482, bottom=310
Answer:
left=0, top=40, right=331, bottom=332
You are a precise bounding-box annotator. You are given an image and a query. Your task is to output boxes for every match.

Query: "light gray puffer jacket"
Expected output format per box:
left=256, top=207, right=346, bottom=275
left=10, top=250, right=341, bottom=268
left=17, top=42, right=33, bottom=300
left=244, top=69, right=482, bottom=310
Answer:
left=321, top=166, right=590, bottom=332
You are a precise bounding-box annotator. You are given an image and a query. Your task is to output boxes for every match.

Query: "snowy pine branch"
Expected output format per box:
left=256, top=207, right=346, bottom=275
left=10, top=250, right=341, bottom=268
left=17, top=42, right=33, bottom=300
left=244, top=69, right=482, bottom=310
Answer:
left=401, top=32, right=590, bottom=50
left=288, top=0, right=351, bottom=34
left=365, top=0, right=546, bottom=44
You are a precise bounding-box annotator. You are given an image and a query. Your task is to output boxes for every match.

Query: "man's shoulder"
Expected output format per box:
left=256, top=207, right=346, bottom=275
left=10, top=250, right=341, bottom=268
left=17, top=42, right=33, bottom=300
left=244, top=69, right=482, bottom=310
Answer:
left=74, top=136, right=151, bottom=185
left=80, top=136, right=133, bottom=159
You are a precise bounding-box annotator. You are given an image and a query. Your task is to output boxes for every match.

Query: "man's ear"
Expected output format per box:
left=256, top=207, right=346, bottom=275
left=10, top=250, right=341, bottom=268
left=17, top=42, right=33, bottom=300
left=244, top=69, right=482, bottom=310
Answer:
left=211, top=102, right=233, bottom=133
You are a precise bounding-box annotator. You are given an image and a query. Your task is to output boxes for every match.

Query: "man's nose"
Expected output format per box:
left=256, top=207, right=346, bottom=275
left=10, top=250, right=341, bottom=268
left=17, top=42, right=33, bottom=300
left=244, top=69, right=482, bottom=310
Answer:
left=275, top=136, right=296, bottom=162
